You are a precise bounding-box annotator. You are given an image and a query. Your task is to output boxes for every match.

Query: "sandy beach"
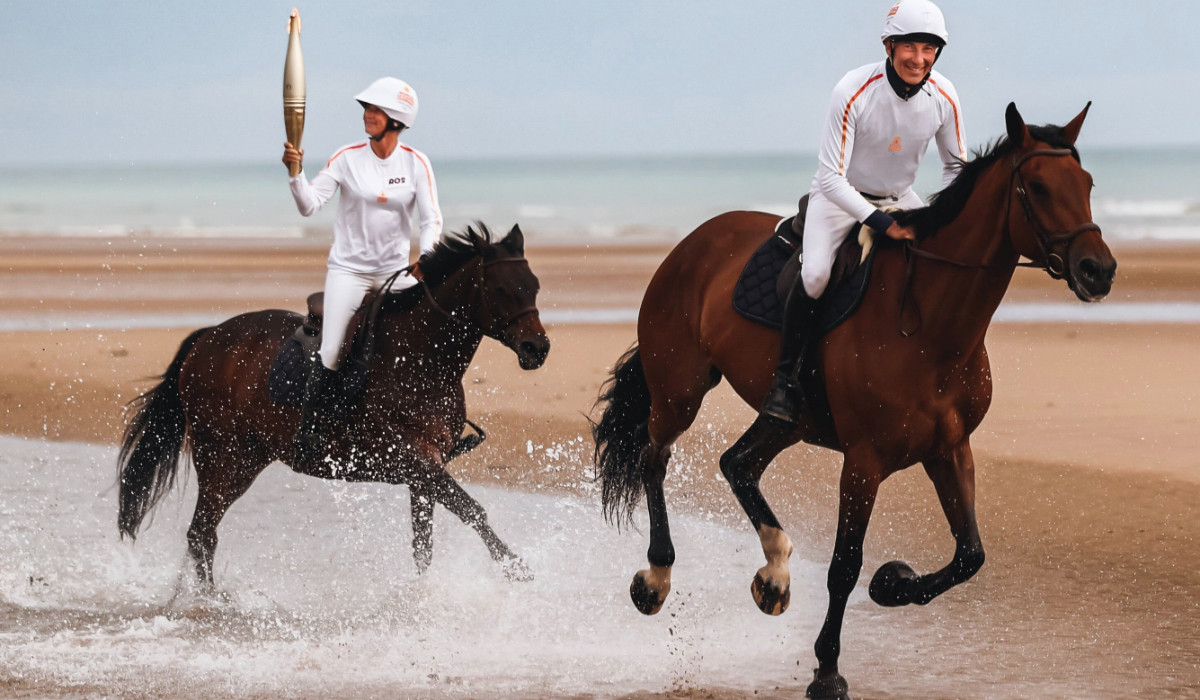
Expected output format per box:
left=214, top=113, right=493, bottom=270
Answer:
left=1, top=234, right=1198, bottom=697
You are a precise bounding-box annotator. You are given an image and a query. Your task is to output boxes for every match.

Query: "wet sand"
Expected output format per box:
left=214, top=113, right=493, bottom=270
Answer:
left=1, top=235, right=1198, bottom=697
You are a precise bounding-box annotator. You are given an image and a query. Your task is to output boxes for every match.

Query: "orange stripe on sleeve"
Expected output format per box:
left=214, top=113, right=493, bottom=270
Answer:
left=839, top=74, right=884, bottom=174
left=326, top=142, right=367, bottom=168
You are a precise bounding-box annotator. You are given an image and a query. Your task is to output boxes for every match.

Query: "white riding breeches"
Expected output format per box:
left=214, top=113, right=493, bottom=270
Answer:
left=318, top=267, right=398, bottom=370
left=799, top=188, right=925, bottom=299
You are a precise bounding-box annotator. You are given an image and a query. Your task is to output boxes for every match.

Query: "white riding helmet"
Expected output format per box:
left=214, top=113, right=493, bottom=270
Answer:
left=881, top=0, right=948, bottom=46
left=354, top=77, right=419, bottom=129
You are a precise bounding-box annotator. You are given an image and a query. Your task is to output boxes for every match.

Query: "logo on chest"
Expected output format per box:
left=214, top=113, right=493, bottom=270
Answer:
left=888, top=136, right=903, bottom=152
left=377, top=177, right=408, bottom=202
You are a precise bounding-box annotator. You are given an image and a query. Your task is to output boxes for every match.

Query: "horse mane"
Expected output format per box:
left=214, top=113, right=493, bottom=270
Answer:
left=894, top=123, right=1080, bottom=240
left=372, top=222, right=512, bottom=314
left=418, top=222, right=499, bottom=287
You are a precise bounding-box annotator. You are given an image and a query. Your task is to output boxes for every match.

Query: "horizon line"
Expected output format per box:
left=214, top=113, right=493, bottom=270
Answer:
left=4, top=144, right=1200, bottom=170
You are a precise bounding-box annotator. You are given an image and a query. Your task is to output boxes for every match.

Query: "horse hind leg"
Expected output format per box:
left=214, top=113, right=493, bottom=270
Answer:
left=719, top=414, right=803, bottom=616
left=184, top=436, right=270, bottom=593
left=628, top=363, right=717, bottom=615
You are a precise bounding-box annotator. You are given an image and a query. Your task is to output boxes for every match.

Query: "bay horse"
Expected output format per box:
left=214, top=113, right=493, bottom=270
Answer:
left=592, top=104, right=1115, bottom=698
left=118, top=224, right=550, bottom=589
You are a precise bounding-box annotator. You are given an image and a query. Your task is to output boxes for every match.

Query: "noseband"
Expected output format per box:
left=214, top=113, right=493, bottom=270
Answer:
left=1009, top=148, right=1101, bottom=279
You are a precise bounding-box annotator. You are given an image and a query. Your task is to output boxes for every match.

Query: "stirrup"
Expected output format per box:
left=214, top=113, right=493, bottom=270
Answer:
left=760, top=374, right=803, bottom=424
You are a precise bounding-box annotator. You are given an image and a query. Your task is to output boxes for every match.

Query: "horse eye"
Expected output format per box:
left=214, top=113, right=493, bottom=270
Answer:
left=1029, top=181, right=1049, bottom=196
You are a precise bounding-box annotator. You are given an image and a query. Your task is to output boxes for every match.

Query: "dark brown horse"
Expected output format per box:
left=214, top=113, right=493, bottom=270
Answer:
left=118, top=224, right=549, bottom=588
left=592, top=104, right=1115, bottom=698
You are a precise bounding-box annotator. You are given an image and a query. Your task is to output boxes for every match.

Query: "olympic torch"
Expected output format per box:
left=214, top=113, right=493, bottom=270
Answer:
left=283, top=9, right=306, bottom=177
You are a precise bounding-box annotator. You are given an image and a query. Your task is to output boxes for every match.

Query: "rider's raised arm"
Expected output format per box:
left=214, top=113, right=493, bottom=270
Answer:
left=289, top=147, right=348, bottom=217
left=929, top=71, right=968, bottom=188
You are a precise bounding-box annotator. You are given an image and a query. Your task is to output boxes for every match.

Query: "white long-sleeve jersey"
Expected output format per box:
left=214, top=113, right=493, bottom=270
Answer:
left=812, top=59, right=966, bottom=231
left=290, top=140, right=443, bottom=275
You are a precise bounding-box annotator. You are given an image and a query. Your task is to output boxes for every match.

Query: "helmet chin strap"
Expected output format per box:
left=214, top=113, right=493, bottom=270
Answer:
left=369, top=121, right=406, bottom=142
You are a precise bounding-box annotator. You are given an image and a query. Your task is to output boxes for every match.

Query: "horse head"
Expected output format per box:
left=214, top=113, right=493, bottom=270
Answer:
left=470, top=224, right=550, bottom=369
left=1004, top=102, right=1117, bottom=301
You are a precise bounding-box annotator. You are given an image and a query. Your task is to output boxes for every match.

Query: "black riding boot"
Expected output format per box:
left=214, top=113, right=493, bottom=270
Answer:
left=292, top=353, right=340, bottom=470
left=759, top=279, right=821, bottom=424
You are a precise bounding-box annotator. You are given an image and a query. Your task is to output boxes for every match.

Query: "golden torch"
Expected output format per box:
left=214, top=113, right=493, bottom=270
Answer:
left=283, top=9, right=306, bottom=177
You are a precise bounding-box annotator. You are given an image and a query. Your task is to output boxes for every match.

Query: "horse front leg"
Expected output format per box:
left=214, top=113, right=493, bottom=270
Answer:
left=809, top=451, right=882, bottom=700
left=719, top=415, right=803, bottom=616
left=410, top=485, right=435, bottom=575
left=868, top=439, right=985, bottom=607
left=425, top=468, right=532, bottom=582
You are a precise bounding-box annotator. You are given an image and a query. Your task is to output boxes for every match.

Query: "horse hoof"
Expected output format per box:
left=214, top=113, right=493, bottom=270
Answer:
left=751, top=571, right=790, bottom=615
left=502, top=556, right=534, bottom=582
left=869, top=560, right=918, bottom=607
left=805, top=669, right=850, bottom=700
left=629, top=571, right=668, bottom=615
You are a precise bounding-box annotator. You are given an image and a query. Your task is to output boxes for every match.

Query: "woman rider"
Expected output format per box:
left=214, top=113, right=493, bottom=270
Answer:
left=760, top=0, right=967, bottom=424
left=282, top=76, right=443, bottom=468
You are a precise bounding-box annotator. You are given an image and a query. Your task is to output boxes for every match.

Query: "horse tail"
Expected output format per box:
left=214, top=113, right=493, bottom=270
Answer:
left=590, top=344, right=652, bottom=528
left=117, top=326, right=210, bottom=540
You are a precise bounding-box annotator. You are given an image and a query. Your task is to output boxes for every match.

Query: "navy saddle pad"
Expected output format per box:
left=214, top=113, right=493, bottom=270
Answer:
left=732, top=218, right=877, bottom=333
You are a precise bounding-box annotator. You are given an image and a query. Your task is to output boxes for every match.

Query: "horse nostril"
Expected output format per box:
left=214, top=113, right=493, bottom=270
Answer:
left=1078, top=258, right=1101, bottom=282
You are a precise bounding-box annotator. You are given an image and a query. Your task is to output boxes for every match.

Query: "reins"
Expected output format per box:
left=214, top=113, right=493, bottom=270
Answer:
left=896, top=147, right=1099, bottom=336
left=410, top=256, right=537, bottom=334
left=1008, top=148, right=1101, bottom=279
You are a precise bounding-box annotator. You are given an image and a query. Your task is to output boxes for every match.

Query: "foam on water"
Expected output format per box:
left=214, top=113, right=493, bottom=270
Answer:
left=0, top=435, right=1182, bottom=698
left=0, top=436, right=834, bottom=698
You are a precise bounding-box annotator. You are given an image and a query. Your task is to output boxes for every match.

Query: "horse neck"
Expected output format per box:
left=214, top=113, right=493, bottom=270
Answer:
left=378, top=262, right=485, bottom=380
left=901, top=162, right=1021, bottom=350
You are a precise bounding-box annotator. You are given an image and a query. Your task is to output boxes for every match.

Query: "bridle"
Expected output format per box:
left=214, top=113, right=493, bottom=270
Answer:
left=414, top=256, right=538, bottom=338
left=897, top=147, right=1100, bottom=335
left=1008, top=148, right=1101, bottom=280
left=475, top=257, right=540, bottom=334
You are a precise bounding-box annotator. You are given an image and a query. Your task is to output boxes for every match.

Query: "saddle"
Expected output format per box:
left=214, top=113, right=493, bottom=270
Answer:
left=267, top=285, right=411, bottom=408
left=266, top=286, right=487, bottom=462
left=267, top=292, right=336, bottom=407
left=732, top=194, right=879, bottom=332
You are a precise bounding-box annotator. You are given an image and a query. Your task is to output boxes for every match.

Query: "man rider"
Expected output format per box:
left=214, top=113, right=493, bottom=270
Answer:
left=760, top=0, right=967, bottom=424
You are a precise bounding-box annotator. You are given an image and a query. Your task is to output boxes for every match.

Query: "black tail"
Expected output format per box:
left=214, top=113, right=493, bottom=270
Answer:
left=590, top=345, right=653, bottom=528
left=117, top=327, right=210, bottom=540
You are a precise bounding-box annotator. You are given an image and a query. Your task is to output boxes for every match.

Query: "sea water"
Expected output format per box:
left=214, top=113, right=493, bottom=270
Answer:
left=2, top=148, right=1198, bottom=243
left=0, top=435, right=1174, bottom=699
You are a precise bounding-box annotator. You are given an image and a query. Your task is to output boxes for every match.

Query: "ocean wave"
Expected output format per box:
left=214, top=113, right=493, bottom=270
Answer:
left=0, top=225, right=307, bottom=238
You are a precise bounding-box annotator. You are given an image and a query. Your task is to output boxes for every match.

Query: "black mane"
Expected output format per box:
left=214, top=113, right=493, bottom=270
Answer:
left=371, top=222, right=517, bottom=314
left=893, top=123, right=1080, bottom=240
left=418, top=222, right=500, bottom=287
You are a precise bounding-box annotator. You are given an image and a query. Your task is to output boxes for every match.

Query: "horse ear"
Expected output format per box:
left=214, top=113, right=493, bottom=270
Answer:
left=505, top=224, right=525, bottom=255
left=1061, top=101, right=1092, bottom=146
left=1005, top=102, right=1032, bottom=147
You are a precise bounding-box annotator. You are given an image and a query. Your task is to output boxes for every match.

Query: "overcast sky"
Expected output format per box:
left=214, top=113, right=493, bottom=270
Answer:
left=3, top=1, right=1197, bottom=166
